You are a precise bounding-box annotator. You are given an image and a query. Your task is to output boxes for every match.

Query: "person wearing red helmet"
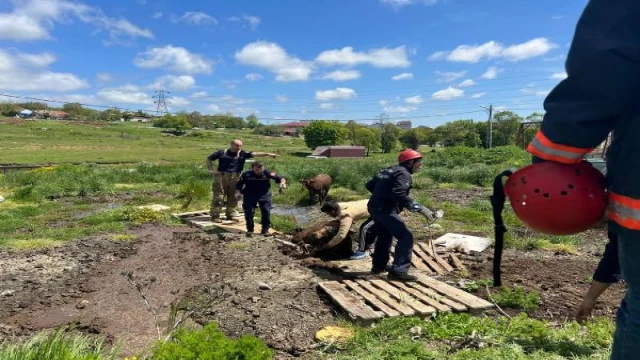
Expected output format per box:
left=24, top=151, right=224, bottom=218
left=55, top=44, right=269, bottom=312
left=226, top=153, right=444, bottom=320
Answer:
left=523, top=0, right=640, bottom=357
left=365, top=148, right=435, bottom=281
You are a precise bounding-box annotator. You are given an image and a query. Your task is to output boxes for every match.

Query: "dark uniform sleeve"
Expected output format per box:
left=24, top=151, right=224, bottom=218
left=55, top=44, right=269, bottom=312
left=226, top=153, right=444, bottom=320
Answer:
left=391, top=170, right=413, bottom=210
left=365, top=176, right=378, bottom=193
left=526, top=0, right=639, bottom=163
left=266, top=169, right=283, bottom=183
left=236, top=172, right=247, bottom=193
left=592, top=231, right=621, bottom=283
left=207, top=149, right=223, bottom=161
left=243, top=150, right=254, bottom=159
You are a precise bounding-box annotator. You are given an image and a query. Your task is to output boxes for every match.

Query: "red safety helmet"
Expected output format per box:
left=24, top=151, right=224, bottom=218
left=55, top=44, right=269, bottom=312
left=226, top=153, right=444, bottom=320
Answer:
left=398, top=149, right=422, bottom=163
left=505, top=161, right=608, bottom=235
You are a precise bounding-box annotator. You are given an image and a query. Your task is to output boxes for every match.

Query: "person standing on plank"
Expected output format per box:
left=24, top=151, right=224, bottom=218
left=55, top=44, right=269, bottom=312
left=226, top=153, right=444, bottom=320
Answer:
left=320, top=200, right=378, bottom=260
left=235, top=161, right=287, bottom=236
left=206, top=139, right=278, bottom=221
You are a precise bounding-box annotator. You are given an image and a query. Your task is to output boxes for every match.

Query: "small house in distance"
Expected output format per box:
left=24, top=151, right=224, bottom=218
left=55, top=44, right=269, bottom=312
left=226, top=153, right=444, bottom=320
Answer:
left=280, top=121, right=309, bottom=136
left=307, top=146, right=366, bottom=159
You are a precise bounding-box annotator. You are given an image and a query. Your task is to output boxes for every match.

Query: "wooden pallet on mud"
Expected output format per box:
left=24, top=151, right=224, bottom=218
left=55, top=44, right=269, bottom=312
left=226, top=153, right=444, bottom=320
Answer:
left=317, top=274, right=493, bottom=323
left=326, top=241, right=466, bottom=275
left=172, top=209, right=280, bottom=235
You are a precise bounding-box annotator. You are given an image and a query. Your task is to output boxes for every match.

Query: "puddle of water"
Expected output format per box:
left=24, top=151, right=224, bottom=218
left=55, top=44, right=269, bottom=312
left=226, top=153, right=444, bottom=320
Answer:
left=73, top=203, right=123, bottom=219
left=271, top=205, right=323, bottom=227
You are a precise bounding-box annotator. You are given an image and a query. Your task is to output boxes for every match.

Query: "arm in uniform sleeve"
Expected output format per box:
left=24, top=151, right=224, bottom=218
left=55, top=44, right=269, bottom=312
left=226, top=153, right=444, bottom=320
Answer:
left=592, top=231, right=620, bottom=283
left=325, top=216, right=353, bottom=249
left=206, top=149, right=223, bottom=170
left=527, top=0, right=639, bottom=163
left=236, top=172, right=247, bottom=193
left=365, top=176, right=378, bottom=193
left=391, top=170, right=413, bottom=210
left=266, top=169, right=284, bottom=183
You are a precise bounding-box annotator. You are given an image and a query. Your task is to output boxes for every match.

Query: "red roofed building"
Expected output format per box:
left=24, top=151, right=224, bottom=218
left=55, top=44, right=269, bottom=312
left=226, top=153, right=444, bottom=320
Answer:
left=280, top=121, right=309, bottom=136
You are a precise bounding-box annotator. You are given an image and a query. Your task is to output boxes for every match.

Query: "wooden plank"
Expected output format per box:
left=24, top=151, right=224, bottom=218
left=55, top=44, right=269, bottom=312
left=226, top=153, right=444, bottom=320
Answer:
left=450, top=254, right=467, bottom=272
left=406, top=282, right=467, bottom=312
left=410, top=252, right=434, bottom=273
left=389, top=281, right=452, bottom=312
left=415, top=274, right=494, bottom=310
left=343, top=280, right=401, bottom=317
left=327, top=259, right=372, bottom=274
left=418, top=241, right=453, bottom=273
left=355, top=279, right=415, bottom=316
left=414, top=244, right=446, bottom=274
left=317, top=282, right=383, bottom=321
left=369, top=280, right=436, bottom=315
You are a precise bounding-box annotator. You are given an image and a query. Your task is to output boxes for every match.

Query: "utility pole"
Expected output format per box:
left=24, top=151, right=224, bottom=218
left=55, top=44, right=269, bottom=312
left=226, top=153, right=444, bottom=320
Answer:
left=480, top=105, right=493, bottom=148
left=153, top=83, right=170, bottom=116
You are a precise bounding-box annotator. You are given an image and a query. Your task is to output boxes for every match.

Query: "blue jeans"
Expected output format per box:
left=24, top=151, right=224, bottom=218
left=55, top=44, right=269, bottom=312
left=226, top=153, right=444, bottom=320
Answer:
left=611, top=230, right=640, bottom=359
left=370, top=209, right=414, bottom=273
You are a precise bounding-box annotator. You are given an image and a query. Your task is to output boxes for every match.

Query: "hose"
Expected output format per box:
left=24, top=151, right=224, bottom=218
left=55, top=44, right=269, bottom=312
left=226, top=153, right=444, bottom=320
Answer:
left=490, top=170, right=512, bottom=287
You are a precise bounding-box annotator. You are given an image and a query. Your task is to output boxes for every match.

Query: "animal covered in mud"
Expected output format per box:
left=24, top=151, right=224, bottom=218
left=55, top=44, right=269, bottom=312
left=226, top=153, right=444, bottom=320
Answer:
left=289, top=219, right=355, bottom=260
left=300, top=174, right=332, bottom=204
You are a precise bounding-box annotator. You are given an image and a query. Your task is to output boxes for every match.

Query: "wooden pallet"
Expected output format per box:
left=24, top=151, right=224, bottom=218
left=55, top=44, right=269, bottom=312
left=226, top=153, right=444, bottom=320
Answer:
left=327, top=241, right=466, bottom=275
left=172, top=209, right=279, bottom=235
left=317, top=274, right=493, bottom=323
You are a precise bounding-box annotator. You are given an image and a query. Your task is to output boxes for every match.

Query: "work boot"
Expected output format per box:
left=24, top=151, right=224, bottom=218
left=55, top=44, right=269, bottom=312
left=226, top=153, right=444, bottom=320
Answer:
left=387, top=271, right=417, bottom=282
left=246, top=231, right=254, bottom=238
left=350, top=251, right=369, bottom=260
left=260, top=230, right=271, bottom=236
left=371, top=265, right=391, bottom=275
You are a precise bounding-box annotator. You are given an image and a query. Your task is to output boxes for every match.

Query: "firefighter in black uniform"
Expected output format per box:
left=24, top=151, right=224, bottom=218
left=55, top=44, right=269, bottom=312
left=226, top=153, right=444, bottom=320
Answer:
left=235, top=161, right=287, bottom=235
left=366, top=149, right=435, bottom=281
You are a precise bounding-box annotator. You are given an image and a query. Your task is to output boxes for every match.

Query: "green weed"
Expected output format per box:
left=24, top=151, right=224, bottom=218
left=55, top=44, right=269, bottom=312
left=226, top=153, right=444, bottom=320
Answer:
left=493, top=286, right=541, bottom=312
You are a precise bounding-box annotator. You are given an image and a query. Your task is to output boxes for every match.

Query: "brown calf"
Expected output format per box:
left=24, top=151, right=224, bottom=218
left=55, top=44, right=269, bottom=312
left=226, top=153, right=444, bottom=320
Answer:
left=300, top=174, right=332, bottom=204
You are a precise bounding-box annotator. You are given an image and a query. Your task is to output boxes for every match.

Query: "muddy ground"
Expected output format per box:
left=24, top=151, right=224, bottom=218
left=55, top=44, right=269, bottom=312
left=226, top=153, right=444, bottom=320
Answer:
left=0, top=187, right=626, bottom=358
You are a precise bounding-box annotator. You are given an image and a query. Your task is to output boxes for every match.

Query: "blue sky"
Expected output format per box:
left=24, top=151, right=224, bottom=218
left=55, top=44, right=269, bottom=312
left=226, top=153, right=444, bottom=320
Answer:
left=0, top=0, right=588, bottom=127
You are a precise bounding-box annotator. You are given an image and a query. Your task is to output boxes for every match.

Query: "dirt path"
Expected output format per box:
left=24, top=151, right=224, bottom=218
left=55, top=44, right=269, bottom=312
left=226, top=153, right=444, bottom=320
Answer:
left=0, top=224, right=336, bottom=358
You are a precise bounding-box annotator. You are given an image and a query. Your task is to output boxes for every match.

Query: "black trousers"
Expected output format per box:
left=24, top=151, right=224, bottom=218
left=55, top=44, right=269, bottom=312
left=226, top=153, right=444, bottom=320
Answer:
left=242, top=193, right=272, bottom=233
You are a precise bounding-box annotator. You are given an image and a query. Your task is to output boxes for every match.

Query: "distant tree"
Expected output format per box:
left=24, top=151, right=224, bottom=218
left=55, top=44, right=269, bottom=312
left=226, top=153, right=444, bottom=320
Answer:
left=62, top=103, right=83, bottom=118
left=254, top=125, right=284, bottom=136
left=188, top=111, right=205, bottom=127
left=246, top=113, right=260, bottom=129
left=345, top=120, right=360, bottom=144
left=380, top=123, right=400, bottom=153
left=0, top=103, right=19, bottom=116
left=353, top=127, right=381, bottom=156
left=301, top=120, right=346, bottom=149
left=400, top=129, right=423, bottom=150
left=491, top=111, right=522, bottom=147
left=153, top=114, right=191, bottom=132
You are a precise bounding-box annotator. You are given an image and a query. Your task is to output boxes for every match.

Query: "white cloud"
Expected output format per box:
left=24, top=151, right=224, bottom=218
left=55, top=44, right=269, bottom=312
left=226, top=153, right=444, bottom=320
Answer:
left=245, top=73, right=263, bottom=81
left=392, top=72, right=413, bottom=81
left=0, top=0, right=153, bottom=43
left=379, top=0, right=439, bottom=7
left=404, top=95, right=424, bottom=104
left=152, top=12, right=162, bottom=19
left=550, top=71, right=567, bottom=80
left=134, top=45, right=214, bottom=74
left=319, top=103, right=334, bottom=109
left=208, top=104, right=221, bottom=112
left=227, top=14, right=261, bottom=30
left=384, top=106, right=417, bottom=113
left=521, top=85, right=551, bottom=97
left=97, top=85, right=153, bottom=105
left=316, top=46, right=411, bottom=68
left=471, top=92, right=486, bottom=99
left=96, top=72, right=112, bottom=82
left=0, top=49, right=88, bottom=92
left=174, top=12, right=217, bottom=26
left=436, top=70, right=466, bottom=82
left=432, top=86, right=464, bottom=100
left=322, top=69, right=361, bottom=81
left=379, top=99, right=389, bottom=106
left=480, top=66, right=499, bottom=79
left=315, top=87, right=357, bottom=101
left=190, top=91, right=208, bottom=98
left=150, top=75, right=196, bottom=91
left=276, top=95, right=289, bottom=103
left=543, top=54, right=565, bottom=62
left=169, top=96, right=190, bottom=108
left=551, top=15, right=563, bottom=20
left=458, top=79, right=476, bottom=87
left=429, top=38, right=556, bottom=63
left=235, top=41, right=313, bottom=82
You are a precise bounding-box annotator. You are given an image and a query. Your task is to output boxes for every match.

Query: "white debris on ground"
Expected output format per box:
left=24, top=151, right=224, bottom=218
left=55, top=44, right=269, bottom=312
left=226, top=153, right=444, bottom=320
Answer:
left=136, top=204, right=170, bottom=212
left=434, top=233, right=492, bottom=254
left=0, top=195, right=4, bottom=203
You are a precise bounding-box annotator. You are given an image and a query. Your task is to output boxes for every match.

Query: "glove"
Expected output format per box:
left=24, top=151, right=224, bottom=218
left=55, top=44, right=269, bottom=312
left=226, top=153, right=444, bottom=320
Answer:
left=409, top=202, right=436, bottom=221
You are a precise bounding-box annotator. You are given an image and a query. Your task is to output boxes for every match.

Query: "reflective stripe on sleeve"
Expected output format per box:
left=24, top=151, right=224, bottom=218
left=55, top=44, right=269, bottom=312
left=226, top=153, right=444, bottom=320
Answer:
left=526, top=130, right=593, bottom=164
left=609, top=192, right=640, bottom=230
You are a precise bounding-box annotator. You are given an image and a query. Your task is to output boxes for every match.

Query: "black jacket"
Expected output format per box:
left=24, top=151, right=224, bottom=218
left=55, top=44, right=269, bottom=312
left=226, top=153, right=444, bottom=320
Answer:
left=366, top=164, right=414, bottom=213
left=236, top=169, right=283, bottom=197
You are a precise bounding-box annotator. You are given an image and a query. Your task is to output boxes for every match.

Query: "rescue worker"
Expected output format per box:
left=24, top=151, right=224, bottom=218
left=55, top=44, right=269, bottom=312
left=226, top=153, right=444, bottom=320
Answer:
left=206, top=139, right=278, bottom=221
left=525, top=1, right=639, bottom=357
left=234, top=161, right=287, bottom=236
left=319, top=200, right=378, bottom=260
left=365, top=149, right=435, bottom=281
left=575, top=231, right=620, bottom=323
